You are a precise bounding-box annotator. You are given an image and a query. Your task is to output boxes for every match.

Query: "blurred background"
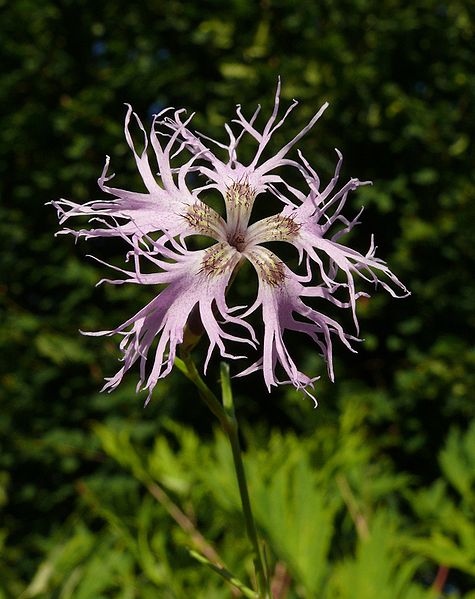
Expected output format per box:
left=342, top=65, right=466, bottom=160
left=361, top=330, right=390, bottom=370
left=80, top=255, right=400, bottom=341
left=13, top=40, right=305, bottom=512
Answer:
left=1, top=1, right=474, bottom=597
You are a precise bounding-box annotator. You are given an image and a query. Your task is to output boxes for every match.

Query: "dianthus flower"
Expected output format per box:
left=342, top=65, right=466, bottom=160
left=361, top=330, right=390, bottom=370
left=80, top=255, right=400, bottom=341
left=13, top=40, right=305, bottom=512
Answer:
left=53, top=81, right=409, bottom=404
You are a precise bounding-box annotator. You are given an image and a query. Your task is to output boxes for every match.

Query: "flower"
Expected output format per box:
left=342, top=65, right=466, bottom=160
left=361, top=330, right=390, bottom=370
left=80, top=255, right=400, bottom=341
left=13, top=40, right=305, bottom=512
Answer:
left=53, top=81, right=409, bottom=405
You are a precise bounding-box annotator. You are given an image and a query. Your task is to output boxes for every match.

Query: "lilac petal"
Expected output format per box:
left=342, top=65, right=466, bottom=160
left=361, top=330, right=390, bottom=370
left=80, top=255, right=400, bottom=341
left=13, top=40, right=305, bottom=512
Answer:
left=164, top=79, right=329, bottom=203
left=293, top=220, right=409, bottom=332
left=249, top=150, right=410, bottom=331
left=241, top=246, right=358, bottom=398
left=52, top=106, right=226, bottom=243
left=84, top=245, right=255, bottom=404
left=254, top=102, right=329, bottom=179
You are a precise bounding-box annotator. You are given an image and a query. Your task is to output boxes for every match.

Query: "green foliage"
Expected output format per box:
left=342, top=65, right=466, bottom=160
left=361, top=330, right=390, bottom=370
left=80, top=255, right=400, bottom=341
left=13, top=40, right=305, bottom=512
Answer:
left=406, top=421, right=475, bottom=578
left=327, top=513, right=428, bottom=599
left=16, top=403, right=475, bottom=597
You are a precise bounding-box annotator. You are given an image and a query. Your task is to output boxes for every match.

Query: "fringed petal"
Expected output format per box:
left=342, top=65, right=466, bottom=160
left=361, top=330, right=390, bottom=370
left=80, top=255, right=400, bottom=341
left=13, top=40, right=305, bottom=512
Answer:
left=86, top=244, right=254, bottom=404
left=250, top=150, right=410, bottom=332
left=162, top=78, right=329, bottom=205
left=52, top=107, right=226, bottom=244
left=241, top=246, right=358, bottom=402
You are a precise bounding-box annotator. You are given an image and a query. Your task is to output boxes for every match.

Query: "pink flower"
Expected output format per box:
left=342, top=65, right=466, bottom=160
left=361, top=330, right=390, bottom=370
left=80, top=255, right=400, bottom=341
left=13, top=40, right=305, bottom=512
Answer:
left=54, top=82, right=409, bottom=404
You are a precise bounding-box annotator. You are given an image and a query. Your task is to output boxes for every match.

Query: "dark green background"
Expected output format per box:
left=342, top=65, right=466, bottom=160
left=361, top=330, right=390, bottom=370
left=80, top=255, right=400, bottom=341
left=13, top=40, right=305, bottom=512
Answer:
left=1, top=0, right=474, bottom=595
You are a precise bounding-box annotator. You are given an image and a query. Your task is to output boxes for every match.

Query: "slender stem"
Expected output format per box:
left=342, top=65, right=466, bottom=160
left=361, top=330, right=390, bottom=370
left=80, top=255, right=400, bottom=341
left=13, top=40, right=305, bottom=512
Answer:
left=175, top=353, right=271, bottom=598
left=220, top=363, right=270, bottom=598
left=189, top=549, right=259, bottom=599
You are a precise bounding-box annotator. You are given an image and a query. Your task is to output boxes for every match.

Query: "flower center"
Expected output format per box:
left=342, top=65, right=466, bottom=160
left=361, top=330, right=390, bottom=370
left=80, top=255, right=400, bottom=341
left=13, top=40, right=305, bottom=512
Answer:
left=227, top=231, right=247, bottom=252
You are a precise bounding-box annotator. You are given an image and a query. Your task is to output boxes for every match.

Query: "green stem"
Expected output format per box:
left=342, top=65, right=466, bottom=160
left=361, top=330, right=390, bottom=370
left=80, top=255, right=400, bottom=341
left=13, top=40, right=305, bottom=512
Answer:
left=175, top=353, right=271, bottom=598
left=188, top=549, right=259, bottom=599
left=220, top=363, right=271, bottom=598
